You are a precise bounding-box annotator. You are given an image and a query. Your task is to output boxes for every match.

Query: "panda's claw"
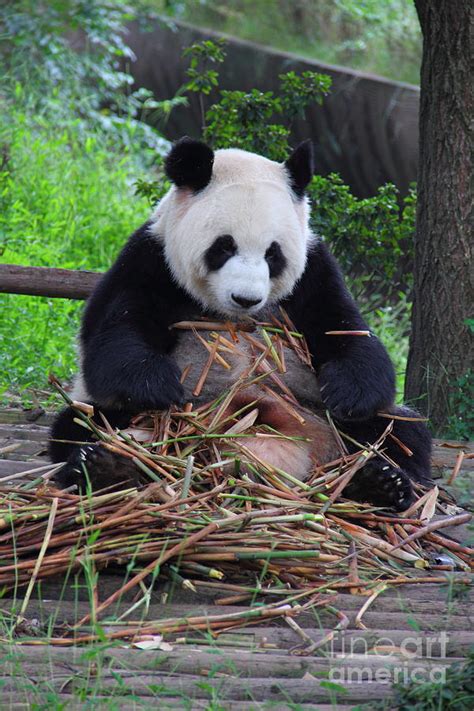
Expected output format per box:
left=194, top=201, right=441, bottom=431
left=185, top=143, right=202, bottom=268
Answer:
left=54, top=444, right=142, bottom=492
left=342, top=460, right=414, bottom=511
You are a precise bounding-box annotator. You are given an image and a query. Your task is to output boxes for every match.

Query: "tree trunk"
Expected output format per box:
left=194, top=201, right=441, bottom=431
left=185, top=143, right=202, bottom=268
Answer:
left=405, top=0, right=473, bottom=434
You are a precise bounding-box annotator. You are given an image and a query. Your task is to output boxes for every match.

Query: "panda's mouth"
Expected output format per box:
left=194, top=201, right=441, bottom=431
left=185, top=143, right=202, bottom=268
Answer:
left=216, top=301, right=266, bottom=320
left=226, top=299, right=266, bottom=318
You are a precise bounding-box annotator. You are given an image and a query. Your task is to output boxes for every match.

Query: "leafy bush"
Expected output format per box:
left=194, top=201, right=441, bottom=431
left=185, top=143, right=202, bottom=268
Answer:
left=0, top=0, right=169, bottom=153
left=391, top=650, right=474, bottom=711
left=445, top=320, right=474, bottom=440
left=0, top=1, right=161, bottom=405
left=309, top=175, right=416, bottom=295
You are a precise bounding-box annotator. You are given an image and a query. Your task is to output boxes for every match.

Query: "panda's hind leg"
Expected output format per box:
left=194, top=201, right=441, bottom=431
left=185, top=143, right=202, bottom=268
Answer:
left=337, top=406, right=432, bottom=511
left=49, top=406, right=140, bottom=491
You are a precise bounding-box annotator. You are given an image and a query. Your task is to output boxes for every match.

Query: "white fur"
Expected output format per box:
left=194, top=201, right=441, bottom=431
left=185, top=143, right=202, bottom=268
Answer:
left=149, top=148, right=313, bottom=317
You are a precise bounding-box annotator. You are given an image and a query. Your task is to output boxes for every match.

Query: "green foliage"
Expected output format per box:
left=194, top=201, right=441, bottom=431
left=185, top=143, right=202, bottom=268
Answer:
left=159, top=0, right=421, bottom=85
left=445, top=370, right=474, bottom=441
left=0, top=115, right=150, bottom=406
left=309, top=175, right=416, bottom=295
left=183, top=37, right=227, bottom=96
left=180, top=38, right=331, bottom=159
left=0, top=0, right=166, bottom=152
left=391, top=650, right=474, bottom=711
left=205, top=73, right=331, bottom=160
left=0, top=1, right=158, bottom=406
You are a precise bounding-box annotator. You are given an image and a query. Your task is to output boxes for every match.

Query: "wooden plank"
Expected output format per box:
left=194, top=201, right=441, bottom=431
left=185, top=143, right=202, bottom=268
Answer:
left=0, top=439, right=47, bottom=458
left=432, top=438, right=474, bottom=472
left=0, top=409, right=471, bottom=470
left=16, top=574, right=472, bottom=605
left=0, top=263, right=100, bottom=300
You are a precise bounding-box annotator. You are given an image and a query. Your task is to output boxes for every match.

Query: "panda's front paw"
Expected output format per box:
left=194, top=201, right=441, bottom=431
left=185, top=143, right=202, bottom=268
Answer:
left=319, top=359, right=388, bottom=421
left=343, top=460, right=414, bottom=511
left=54, top=444, right=141, bottom=492
left=149, top=363, right=185, bottom=410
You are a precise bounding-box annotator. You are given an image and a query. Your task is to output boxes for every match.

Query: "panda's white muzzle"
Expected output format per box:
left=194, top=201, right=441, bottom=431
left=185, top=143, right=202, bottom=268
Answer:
left=211, top=254, right=270, bottom=317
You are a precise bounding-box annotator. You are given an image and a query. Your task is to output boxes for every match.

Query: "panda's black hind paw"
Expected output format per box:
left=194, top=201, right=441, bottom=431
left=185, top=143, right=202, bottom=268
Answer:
left=343, top=460, right=414, bottom=511
left=54, top=444, right=141, bottom=492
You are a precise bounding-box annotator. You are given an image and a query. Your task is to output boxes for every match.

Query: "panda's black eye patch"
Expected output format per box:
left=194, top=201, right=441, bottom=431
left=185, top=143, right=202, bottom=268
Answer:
left=204, top=235, right=237, bottom=271
left=265, top=241, right=286, bottom=278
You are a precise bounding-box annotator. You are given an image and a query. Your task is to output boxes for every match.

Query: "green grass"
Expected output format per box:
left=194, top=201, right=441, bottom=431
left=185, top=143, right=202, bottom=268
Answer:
left=0, top=107, right=151, bottom=407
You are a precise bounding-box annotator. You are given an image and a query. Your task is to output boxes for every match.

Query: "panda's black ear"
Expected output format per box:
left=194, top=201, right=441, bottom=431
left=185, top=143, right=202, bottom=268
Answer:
left=284, top=140, right=314, bottom=198
left=165, top=137, right=214, bottom=192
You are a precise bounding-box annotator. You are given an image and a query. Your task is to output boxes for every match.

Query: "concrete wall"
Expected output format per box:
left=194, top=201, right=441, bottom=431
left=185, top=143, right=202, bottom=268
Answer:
left=126, top=17, right=419, bottom=197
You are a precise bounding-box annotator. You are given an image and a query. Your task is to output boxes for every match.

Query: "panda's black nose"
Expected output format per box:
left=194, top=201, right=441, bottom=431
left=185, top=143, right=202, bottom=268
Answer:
left=231, top=294, right=261, bottom=308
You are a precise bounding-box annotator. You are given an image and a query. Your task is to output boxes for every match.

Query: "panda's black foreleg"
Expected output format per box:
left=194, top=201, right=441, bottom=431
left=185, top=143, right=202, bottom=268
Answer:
left=49, top=406, right=140, bottom=491
left=337, top=406, right=432, bottom=511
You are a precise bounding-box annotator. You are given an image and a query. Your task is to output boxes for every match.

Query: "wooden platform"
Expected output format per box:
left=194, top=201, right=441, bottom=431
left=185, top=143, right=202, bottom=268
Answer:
left=0, top=407, right=472, bottom=710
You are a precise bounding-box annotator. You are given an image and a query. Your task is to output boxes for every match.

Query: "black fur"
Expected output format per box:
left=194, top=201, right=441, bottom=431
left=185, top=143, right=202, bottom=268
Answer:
left=49, top=405, right=132, bottom=463
left=79, top=222, right=194, bottom=412
left=54, top=443, right=141, bottom=491
left=165, top=137, right=214, bottom=192
left=204, top=235, right=237, bottom=271
left=283, top=240, right=396, bottom=421
left=339, top=405, right=433, bottom=510
left=285, top=140, right=314, bottom=198
left=344, top=461, right=415, bottom=511
left=265, top=241, right=287, bottom=279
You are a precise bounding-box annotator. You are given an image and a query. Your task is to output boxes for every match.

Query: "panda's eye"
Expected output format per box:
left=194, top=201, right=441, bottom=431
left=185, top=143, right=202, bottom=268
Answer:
left=205, top=234, right=237, bottom=271
left=265, top=241, right=286, bottom=278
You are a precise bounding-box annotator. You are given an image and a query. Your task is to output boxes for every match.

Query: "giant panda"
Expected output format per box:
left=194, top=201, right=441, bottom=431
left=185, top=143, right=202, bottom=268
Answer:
left=49, top=137, right=432, bottom=510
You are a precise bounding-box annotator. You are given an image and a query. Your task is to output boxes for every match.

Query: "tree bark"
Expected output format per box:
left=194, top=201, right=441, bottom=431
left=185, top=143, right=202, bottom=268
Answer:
left=0, top=264, right=100, bottom=300
left=405, top=0, right=473, bottom=433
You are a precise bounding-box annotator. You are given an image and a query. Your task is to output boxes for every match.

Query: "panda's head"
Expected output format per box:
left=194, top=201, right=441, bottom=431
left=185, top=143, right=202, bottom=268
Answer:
left=150, top=137, right=315, bottom=318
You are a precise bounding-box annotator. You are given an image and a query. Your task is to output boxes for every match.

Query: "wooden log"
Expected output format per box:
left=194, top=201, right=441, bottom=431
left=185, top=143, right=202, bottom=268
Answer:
left=6, top=599, right=472, bottom=633
left=3, top=645, right=461, bottom=678
left=0, top=409, right=54, bottom=425
left=0, top=263, right=100, bottom=300
left=0, top=673, right=396, bottom=702
left=0, top=696, right=348, bottom=711
left=0, top=459, right=53, bottom=476
left=0, top=424, right=50, bottom=442
left=5, top=594, right=473, bottom=620
left=184, top=627, right=474, bottom=657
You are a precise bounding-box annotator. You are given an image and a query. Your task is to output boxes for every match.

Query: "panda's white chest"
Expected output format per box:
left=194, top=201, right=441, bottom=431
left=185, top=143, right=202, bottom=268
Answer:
left=172, top=321, right=321, bottom=408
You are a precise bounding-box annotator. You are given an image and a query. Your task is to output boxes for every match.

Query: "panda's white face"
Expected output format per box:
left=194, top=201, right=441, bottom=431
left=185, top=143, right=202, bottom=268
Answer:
left=151, top=148, right=313, bottom=318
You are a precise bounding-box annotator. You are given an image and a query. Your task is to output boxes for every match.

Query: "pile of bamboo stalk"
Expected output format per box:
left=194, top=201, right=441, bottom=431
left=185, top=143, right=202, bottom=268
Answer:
left=1, top=314, right=471, bottom=643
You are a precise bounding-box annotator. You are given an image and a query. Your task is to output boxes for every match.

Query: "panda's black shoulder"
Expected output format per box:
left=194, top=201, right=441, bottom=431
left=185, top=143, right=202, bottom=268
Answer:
left=286, top=239, right=357, bottom=309
left=81, top=221, right=192, bottom=341
left=105, top=221, right=167, bottom=283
